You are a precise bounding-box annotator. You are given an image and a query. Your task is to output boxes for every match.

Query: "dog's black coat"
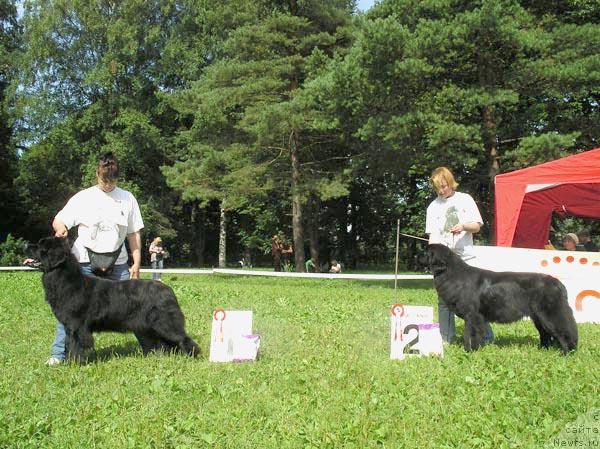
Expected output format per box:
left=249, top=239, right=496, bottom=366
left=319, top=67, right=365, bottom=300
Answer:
left=428, top=244, right=577, bottom=353
left=26, top=237, right=200, bottom=361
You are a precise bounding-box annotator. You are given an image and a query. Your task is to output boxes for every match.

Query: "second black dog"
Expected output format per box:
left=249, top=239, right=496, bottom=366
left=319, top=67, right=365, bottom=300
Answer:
left=428, top=243, right=578, bottom=354
left=26, top=236, right=200, bottom=361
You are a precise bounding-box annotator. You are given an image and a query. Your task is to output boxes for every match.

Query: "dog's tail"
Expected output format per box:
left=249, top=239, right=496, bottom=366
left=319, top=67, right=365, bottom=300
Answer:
left=179, top=335, right=201, bottom=357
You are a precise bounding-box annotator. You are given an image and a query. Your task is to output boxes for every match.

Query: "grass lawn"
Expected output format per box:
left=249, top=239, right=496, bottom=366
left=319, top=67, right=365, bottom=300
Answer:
left=1, top=271, right=599, bottom=448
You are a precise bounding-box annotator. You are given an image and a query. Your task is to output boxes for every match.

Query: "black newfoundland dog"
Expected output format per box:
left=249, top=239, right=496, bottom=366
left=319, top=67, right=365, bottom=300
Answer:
left=428, top=244, right=577, bottom=354
left=26, top=236, right=200, bottom=361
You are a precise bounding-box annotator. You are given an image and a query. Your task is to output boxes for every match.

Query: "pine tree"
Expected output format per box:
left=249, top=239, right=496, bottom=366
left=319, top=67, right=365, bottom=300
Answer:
left=167, top=0, right=353, bottom=270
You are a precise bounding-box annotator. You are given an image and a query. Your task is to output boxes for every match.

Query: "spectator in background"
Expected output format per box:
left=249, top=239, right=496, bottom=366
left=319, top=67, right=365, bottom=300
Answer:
left=271, top=235, right=283, bottom=272
left=281, top=239, right=293, bottom=268
left=577, top=229, right=598, bottom=251
left=562, top=233, right=581, bottom=251
left=149, top=237, right=165, bottom=281
left=329, top=260, right=342, bottom=273
left=306, top=257, right=318, bottom=273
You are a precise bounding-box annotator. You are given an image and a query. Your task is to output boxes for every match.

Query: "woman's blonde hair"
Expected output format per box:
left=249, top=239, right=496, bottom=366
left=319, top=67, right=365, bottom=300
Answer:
left=430, top=166, right=458, bottom=192
left=152, top=237, right=162, bottom=245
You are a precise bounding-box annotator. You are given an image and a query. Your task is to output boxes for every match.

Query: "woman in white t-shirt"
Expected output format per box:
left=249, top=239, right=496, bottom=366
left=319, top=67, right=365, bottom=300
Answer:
left=45, top=153, right=144, bottom=366
left=425, top=167, right=493, bottom=345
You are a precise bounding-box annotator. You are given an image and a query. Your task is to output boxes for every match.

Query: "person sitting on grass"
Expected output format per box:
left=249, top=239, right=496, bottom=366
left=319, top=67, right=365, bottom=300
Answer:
left=329, top=260, right=342, bottom=273
left=306, top=257, right=318, bottom=273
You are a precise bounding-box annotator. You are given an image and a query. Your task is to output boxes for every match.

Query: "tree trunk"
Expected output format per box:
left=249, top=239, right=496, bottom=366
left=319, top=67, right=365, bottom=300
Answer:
left=347, top=196, right=358, bottom=269
left=192, top=203, right=206, bottom=266
left=337, top=196, right=348, bottom=265
left=244, top=247, right=252, bottom=268
left=290, top=129, right=305, bottom=272
left=288, top=0, right=297, bottom=15
left=218, top=202, right=227, bottom=268
left=483, top=105, right=500, bottom=244
left=307, top=196, right=320, bottom=266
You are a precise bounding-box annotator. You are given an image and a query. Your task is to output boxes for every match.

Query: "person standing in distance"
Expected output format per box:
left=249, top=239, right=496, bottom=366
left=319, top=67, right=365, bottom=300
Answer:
left=425, top=166, right=493, bottom=344
left=149, top=237, right=165, bottom=281
left=46, top=152, right=144, bottom=365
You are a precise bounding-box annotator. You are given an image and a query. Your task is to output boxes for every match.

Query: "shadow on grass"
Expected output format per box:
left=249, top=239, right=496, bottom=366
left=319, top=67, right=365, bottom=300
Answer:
left=91, top=338, right=204, bottom=363
left=485, top=334, right=537, bottom=349
left=448, top=333, right=564, bottom=352
left=93, top=341, right=142, bottom=362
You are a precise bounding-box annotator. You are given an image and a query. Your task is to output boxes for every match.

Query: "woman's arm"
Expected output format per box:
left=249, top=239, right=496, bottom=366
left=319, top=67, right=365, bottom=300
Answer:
left=127, top=231, right=142, bottom=279
left=52, top=217, right=69, bottom=238
left=450, top=222, right=481, bottom=235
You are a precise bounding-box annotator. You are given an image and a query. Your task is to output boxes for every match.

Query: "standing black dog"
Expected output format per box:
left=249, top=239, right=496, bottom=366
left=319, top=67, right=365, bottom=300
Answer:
left=26, top=236, right=200, bottom=362
left=428, top=244, right=577, bottom=354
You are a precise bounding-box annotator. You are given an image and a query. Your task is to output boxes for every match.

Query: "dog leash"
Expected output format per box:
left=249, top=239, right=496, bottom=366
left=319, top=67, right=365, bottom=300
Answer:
left=398, top=232, right=429, bottom=242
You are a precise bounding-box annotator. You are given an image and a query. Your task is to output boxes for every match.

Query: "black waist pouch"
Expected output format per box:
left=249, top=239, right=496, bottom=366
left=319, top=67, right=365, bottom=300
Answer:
left=86, top=245, right=123, bottom=276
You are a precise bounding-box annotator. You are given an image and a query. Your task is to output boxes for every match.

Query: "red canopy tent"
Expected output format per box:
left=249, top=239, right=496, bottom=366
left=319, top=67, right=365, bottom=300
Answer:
left=494, top=147, right=600, bottom=249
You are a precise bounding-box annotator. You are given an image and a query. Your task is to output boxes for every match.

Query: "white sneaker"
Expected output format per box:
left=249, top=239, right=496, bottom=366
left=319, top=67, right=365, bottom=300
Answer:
left=45, top=357, right=63, bottom=366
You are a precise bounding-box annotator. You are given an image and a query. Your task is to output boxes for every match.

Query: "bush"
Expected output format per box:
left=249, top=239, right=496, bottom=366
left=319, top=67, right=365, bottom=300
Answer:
left=0, top=234, right=27, bottom=266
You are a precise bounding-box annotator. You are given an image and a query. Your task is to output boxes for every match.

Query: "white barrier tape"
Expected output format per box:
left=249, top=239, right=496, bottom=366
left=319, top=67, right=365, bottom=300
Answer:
left=213, top=269, right=432, bottom=280
left=0, top=266, right=37, bottom=271
left=0, top=266, right=214, bottom=274
left=0, top=266, right=432, bottom=281
left=140, top=268, right=213, bottom=275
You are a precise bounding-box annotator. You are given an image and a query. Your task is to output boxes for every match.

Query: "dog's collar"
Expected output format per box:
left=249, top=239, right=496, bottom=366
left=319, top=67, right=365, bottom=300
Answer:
left=431, top=266, right=447, bottom=276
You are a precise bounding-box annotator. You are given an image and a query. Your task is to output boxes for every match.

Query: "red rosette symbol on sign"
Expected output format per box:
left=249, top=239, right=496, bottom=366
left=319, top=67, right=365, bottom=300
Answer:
left=213, top=308, right=226, bottom=342
left=390, top=303, right=405, bottom=341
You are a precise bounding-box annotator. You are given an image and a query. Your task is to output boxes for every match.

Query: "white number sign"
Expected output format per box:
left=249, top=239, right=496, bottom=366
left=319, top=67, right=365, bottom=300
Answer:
left=390, top=304, right=443, bottom=359
left=209, top=309, right=260, bottom=362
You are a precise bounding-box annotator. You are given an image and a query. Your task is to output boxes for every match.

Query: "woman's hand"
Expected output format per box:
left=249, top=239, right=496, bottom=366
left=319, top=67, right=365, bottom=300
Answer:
left=450, top=223, right=464, bottom=234
left=451, top=222, right=481, bottom=235
left=129, top=263, right=141, bottom=279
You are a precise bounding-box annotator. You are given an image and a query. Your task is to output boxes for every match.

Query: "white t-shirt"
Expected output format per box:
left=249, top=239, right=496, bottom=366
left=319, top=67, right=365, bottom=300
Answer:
left=55, top=186, right=144, bottom=264
left=425, top=191, right=483, bottom=256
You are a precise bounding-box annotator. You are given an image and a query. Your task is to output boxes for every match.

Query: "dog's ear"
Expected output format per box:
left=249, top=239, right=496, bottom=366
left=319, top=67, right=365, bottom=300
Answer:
left=428, top=244, right=448, bottom=275
left=39, top=237, right=68, bottom=270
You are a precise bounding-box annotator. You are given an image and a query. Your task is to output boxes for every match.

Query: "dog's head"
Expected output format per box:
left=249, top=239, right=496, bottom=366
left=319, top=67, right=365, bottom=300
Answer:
left=427, top=244, right=458, bottom=276
left=24, top=237, right=70, bottom=272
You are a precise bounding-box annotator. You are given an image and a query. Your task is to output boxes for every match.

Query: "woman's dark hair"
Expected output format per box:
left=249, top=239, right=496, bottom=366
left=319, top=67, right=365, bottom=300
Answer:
left=97, top=152, right=119, bottom=183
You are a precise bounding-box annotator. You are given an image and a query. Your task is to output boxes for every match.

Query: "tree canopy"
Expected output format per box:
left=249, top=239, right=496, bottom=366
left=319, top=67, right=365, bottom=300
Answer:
left=4, top=0, right=600, bottom=268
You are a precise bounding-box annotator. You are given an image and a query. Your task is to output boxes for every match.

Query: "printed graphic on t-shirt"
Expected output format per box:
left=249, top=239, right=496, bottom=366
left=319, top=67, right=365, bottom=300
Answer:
left=444, top=206, right=459, bottom=233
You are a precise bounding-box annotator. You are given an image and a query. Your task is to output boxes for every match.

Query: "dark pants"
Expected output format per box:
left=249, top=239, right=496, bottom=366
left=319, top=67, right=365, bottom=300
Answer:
left=273, top=254, right=281, bottom=272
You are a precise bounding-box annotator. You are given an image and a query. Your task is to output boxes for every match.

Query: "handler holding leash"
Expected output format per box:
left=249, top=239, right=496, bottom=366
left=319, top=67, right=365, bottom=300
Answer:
left=425, top=166, right=493, bottom=345
left=46, top=152, right=144, bottom=366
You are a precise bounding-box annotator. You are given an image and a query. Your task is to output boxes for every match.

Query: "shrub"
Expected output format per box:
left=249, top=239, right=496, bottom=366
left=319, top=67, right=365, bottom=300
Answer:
left=0, top=234, right=27, bottom=266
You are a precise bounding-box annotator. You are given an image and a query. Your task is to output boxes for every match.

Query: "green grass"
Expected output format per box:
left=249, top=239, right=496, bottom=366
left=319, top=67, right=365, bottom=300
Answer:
left=1, top=272, right=599, bottom=449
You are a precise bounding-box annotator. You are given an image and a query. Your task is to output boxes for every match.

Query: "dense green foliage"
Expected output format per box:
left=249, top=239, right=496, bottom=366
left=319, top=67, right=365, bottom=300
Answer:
left=0, top=233, right=26, bottom=266
left=1, top=272, right=600, bottom=448
left=2, top=0, right=600, bottom=267
left=0, top=0, right=21, bottom=238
